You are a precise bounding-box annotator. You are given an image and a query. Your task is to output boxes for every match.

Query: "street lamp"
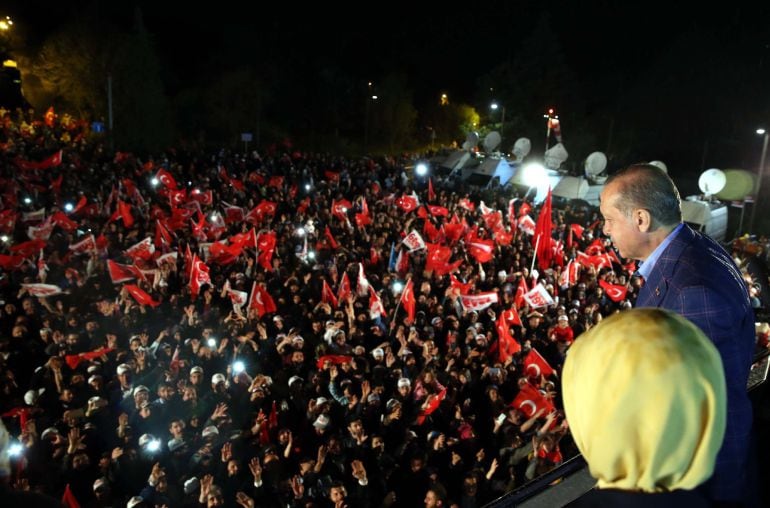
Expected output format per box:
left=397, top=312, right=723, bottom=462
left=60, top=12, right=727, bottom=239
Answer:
left=490, top=102, right=506, bottom=150
left=749, top=128, right=769, bottom=234
left=0, top=16, right=12, bottom=31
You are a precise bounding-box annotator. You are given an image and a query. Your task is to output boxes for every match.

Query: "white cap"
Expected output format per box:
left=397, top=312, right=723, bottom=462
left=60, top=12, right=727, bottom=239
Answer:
left=315, top=397, right=328, bottom=406
left=116, top=364, right=131, bottom=375
left=190, top=366, right=203, bottom=374
left=202, top=425, right=219, bottom=438
left=313, top=414, right=330, bottom=429
left=41, top=427, right=59, bottom=440
left=24, top=389, right=39, bottom=406
left=372, top=347, right=384, bottom=358
left=127, top=496, right=144, bottom=508
left=133, top=385, right=149, bottom=396
left=211, top=373, right=226, bottom=385
left=93, top=477, right=107, bottom=491
left=397, top=377, right=411, bottom=388
left=288, top=375, right=303, bottom=386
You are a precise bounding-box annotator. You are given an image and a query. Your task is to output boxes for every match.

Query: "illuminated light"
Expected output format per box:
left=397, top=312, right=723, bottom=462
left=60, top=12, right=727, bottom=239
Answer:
left=192, top=188, right=201, bottom=195
left=371, top=95, right=378, bottom=100
left=207, top=338, right=216, bottom=348
left=392, top=281, right=404, bottom=295
left=521, top=163, right=549, bottom=190
left=233, top=361, right=245, bottom=374
left=415, top=163, right=428, bottom=177
left=341, top=207, right=348, bottom=213
left=305, top=184, right=311, bottom=191
left=23, top=197, right=31, bottom=204
left=150, top=177, right=159, bottom=187
left=491, top=102, right=499, bottom=110
left=146, top=439, right=161, bottom=452
left=0, top=235, right=8, bottom=242
left=7, top=442, right=23, bottom=457
left=308, top=251, right=316, bottom=260
left=3, top=59, right=17, bottom=68
left=757, top=128, right=766, bottom=135
left=296, top=227, right=306, bottom=236
left=64, top=202, right=74, bottom=212
left=187, top=181, right=192, bottom=186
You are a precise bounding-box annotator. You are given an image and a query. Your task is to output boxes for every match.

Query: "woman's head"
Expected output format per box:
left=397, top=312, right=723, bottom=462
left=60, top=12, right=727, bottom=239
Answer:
left=562, top=308, right=726, bottom=493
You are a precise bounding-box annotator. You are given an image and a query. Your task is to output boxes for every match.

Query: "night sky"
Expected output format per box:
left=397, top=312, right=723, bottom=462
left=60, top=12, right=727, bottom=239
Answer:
left=4, top=1, right=770, bottom=192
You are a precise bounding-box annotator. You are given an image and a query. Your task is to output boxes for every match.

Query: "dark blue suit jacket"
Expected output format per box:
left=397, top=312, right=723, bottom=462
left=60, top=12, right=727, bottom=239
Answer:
left=636, top=224, right=754, bottom=502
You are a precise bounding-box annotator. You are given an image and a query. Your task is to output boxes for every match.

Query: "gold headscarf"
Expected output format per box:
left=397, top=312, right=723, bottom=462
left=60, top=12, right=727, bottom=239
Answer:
left=562, top=308, right=726, bottom=492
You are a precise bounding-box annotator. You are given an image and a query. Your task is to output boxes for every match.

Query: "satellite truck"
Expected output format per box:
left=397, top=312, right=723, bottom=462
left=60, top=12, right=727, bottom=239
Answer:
left=681, top=167, right=756, bottom=243
left=506, top=140, right=568, bottom=204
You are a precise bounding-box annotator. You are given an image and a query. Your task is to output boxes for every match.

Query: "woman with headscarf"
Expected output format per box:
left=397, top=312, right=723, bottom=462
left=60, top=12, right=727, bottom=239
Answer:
left=562, top=308, right=726, bottom=507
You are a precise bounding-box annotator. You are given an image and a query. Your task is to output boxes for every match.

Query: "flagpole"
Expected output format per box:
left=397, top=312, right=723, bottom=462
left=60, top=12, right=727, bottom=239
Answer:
left=531, top=235, right=540, bottom=274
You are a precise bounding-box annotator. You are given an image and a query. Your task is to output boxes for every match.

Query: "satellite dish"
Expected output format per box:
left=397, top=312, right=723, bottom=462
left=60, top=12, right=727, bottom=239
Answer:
left=483, top=131, right=501, bottom=152
left=698, top=168, right=726, bottom=195
left=716, top=169, right=757, bottom=201
left=648, top=160, right=668, bottom=173
left=461, top=141, right=472, bottom=150
left=584, top=151, right=607, bottom=178
left=544, top=143, right=569, bottom=169
left=512, top=138, right=531, bottom=160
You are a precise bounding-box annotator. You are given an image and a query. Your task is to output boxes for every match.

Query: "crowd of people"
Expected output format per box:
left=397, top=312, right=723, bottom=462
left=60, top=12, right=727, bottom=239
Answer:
left=0, top=107, right=767, bottom=508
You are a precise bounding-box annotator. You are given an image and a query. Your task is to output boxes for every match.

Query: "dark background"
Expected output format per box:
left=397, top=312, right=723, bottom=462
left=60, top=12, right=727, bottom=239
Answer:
left=2, top=1, right=770, bottom=196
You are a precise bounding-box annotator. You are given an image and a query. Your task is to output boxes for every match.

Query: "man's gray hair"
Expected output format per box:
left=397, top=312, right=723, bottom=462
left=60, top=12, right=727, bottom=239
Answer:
left=606, top=164, right=682, bottom=226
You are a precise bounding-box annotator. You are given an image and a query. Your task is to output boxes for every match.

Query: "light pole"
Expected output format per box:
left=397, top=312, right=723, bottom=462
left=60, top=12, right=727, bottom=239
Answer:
left=749, top=128, right=769, bottom=234
left=490, top=102, right=506, bottom=151
left=363, top=82, right=378, bottom=153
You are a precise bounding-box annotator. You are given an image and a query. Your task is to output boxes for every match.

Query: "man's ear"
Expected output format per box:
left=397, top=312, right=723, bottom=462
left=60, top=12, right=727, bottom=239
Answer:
left=634, top=208, right=652, bottom=232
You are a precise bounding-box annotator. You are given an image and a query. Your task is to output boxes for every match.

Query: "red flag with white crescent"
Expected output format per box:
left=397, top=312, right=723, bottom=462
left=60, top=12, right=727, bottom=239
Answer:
left=598, top=279, right=628, bottom=302
left=368, top=286, right=386, bottom=319
left=495, top=314, right=521, bottom=363
left=518, top=215, right=536, bottom=236
left=511, top=383, right=554, bottom=418
left=156, top=168, right=177, bottom=189
left=248, top=281, right=277, bottom=317
left=125, top=237, right=155, bottom=261
left=189, top=255, right=211, bottom=299
left=524, top=349, right=555, bottom=378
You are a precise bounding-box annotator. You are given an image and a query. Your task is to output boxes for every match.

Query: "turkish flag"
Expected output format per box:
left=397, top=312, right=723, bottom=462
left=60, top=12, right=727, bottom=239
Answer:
left=467, top=239, right=495, bottom=264
left=524, top=349, right=555, bottom=378
left=427, top=205, right=448, bottom=217
left=396, top=194, right=419, bottom=213
left=449, top=274, right=473, bottom=295
left=501, top=306, right=522, bottom=326
left=514, top=277, right=528, bottom=309
left=331, top=199, right=352, bottom=221
left=368, top=286, right=386, bottom=319
left=598, top=279, right=628, bottom=302
left=416, top=388, right=446, bottom=425
left=322, top=279, right=339, bottom=308
left=324, top=226, right=339, bottom=250
left=400, top=279, right=416, bottom=325
left=423, top=219, right=442, bottom=243
left=559, top=259, right=580, bottom=289
left=107, top=260, right=141, bottom=284
left=125, top=237, right=155, bottom=261
left=65, top=347, right=115, bottom=370
left=124, top=284, right=160, bottom=307
left=0, top=254, right=25, bottom=270
left=354, top=198, right=371, bottom=228
left=533, top=188, right=553, bottom=270
left=337, top=272, right=351, bottom=303
left=428, top=178, right=436, bottom=202
left=69, top=234, right=96, bottom=255
left=156, top=168, right=177, bottom=189
left=189, top=255, right=211, bottom=299
left=118, top=200, right=134, bottom=228
left=495, top=314, right=521, bottom=363
left=511, top=384, right=554, bottom=418
left=518, top=215, right=536, bottom=236
left=37, top=150, right=63, bottom=170
left=61, top=483, right=81, bottom=508
left=248, top=281, right=277, bottom=317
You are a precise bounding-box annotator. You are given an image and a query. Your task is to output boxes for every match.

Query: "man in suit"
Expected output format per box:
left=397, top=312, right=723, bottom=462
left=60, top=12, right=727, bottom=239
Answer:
left=599, top=164, right=756, bottom=507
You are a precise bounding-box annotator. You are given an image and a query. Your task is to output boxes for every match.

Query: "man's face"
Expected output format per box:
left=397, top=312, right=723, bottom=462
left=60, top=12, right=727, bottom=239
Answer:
left=329, top=487, right=345, bottom=503
left=600, top=182, right=645, bottom=260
